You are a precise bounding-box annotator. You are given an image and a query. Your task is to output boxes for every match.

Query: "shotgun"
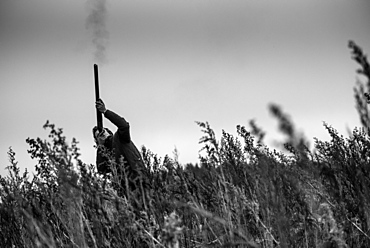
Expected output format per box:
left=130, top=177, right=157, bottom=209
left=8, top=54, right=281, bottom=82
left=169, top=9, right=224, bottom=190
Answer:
left=94, top=64, right=103, bottom=132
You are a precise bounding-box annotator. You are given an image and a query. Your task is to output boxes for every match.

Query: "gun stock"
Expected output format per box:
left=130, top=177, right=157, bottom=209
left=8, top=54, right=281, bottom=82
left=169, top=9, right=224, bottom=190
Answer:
left=94, top=64, right=103, bottom=132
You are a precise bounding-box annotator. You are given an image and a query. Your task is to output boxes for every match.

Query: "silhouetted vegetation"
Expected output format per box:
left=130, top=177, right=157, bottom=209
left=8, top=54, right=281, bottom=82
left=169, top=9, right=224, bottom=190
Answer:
left=1, top=41, right=369, bottom=247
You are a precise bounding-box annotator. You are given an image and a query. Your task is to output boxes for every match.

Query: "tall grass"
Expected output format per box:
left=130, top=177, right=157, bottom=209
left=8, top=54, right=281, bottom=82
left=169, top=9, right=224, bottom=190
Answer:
left=1, top=41, right=369, bottom=247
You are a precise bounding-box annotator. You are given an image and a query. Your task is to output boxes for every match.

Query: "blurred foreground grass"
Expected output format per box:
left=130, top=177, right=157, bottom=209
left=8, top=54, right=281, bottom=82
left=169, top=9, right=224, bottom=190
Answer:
left=1, top=41, right=370, bottom=248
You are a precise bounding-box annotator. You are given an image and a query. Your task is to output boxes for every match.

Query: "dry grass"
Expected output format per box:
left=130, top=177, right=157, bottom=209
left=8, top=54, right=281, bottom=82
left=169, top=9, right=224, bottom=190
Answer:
left=1, top=41, right=370, bottom=248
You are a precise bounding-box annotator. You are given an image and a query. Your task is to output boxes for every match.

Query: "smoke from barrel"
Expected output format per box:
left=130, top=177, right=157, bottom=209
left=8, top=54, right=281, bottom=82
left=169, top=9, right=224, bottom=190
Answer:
left=86, top=0, right=109, bottom=64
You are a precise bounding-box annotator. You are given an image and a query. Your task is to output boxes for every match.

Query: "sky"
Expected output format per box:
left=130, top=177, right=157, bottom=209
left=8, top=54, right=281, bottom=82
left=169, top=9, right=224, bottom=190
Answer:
left=1, top=0, right=370, bottom=176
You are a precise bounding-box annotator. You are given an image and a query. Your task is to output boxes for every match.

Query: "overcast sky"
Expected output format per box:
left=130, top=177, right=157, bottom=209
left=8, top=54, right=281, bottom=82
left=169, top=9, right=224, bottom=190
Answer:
left=1, top=0, right=369, bottom=175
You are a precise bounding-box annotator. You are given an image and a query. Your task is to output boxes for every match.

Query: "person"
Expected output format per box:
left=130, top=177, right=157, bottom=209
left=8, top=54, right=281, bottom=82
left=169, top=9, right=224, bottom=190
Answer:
left=93, top=99, right=149, bottom=194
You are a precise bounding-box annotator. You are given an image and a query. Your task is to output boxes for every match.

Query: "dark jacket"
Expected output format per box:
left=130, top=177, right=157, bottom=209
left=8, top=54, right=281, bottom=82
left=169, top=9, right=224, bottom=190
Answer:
left=96, top=109, right=145, bottom=175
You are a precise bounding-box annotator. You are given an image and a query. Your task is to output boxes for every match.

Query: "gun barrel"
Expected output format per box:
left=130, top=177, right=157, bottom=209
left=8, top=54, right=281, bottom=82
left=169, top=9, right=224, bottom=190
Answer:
left=94, top=64, right=103, bottom=131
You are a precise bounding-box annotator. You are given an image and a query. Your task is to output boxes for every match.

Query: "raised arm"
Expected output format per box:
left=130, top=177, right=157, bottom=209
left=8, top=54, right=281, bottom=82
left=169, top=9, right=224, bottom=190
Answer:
left=96, top=99, right=131, bottom=143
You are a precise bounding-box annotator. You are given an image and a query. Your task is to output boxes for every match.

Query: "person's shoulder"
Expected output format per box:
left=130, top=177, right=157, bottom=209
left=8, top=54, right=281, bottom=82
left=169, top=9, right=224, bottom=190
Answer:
left=114, top=130, right=131, bottom=143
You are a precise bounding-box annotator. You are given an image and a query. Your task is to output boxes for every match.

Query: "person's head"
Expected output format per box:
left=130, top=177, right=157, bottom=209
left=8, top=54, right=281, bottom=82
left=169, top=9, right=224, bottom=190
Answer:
left=92, top=126, right=113, bottom=145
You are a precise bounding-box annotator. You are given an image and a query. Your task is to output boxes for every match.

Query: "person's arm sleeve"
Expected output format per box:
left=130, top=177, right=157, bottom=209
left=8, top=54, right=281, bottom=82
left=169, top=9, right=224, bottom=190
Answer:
left=104, top=109, right=131, bottom=143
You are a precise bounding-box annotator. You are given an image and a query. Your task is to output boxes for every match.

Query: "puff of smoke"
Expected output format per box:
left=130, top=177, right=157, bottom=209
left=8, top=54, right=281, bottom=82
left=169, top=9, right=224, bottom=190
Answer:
left=86, top=0, right=109, bottom=64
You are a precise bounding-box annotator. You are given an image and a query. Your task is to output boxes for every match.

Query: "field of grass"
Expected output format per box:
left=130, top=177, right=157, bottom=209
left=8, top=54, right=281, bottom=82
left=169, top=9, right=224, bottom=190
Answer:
left=1, top=41, right=370, bottom=248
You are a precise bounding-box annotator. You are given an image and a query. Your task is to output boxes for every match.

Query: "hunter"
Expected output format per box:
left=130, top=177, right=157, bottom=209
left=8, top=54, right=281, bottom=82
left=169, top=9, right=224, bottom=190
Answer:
left=93, top=99, right=149, bottom=194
